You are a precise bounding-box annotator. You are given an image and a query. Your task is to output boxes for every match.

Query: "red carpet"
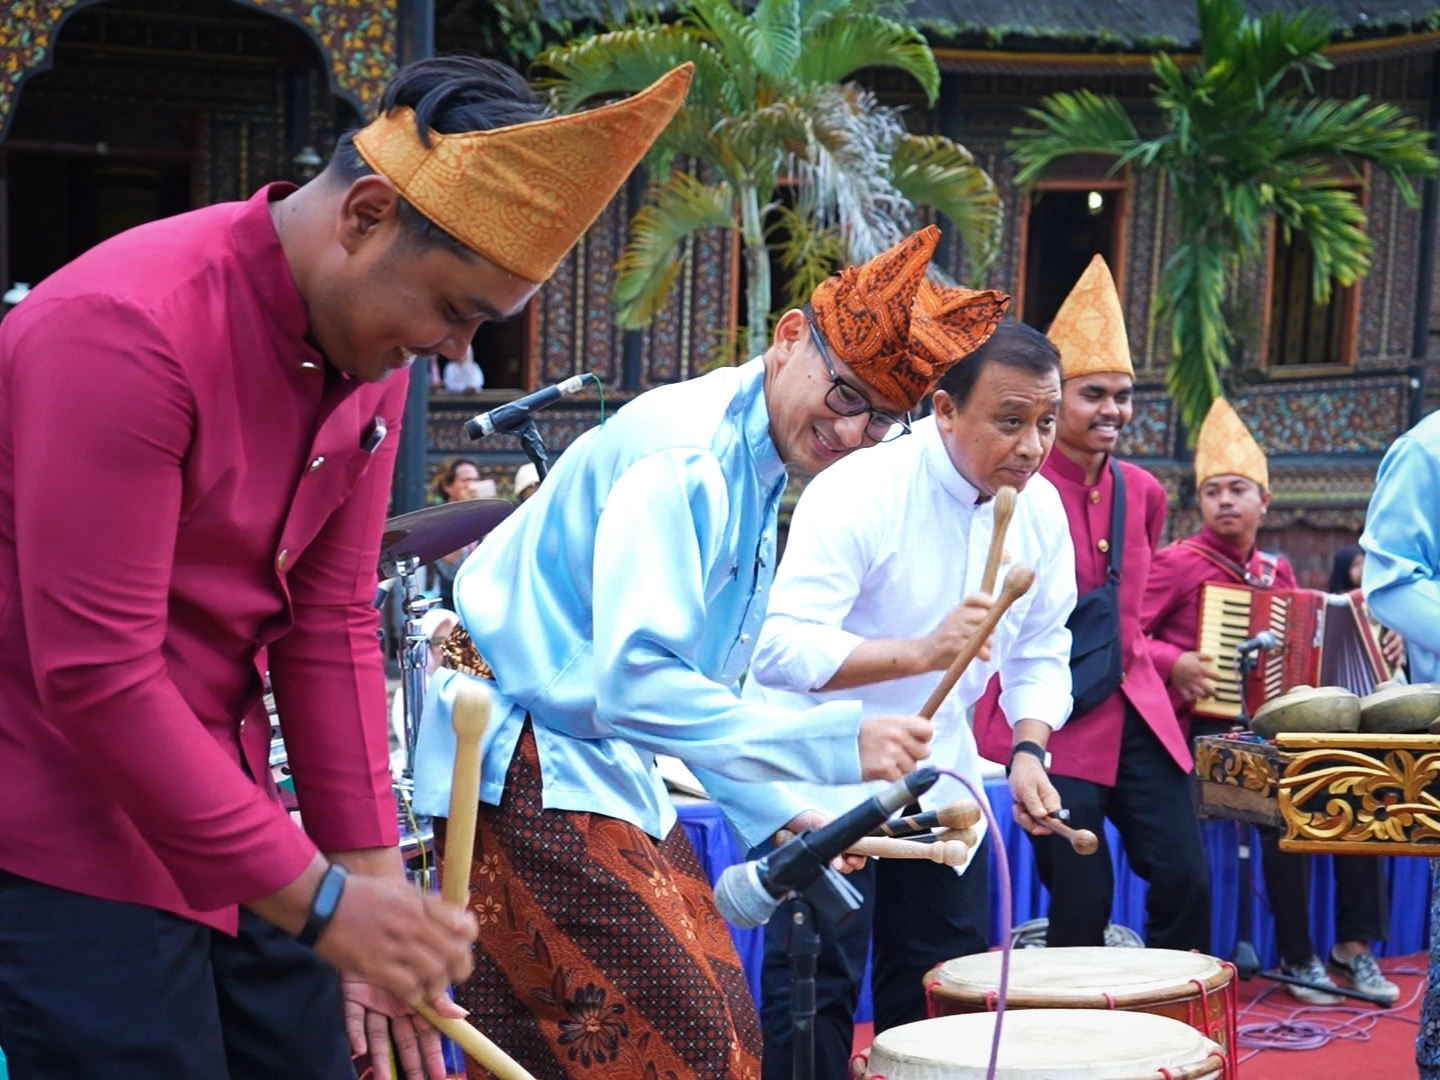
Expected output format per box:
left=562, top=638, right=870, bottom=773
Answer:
left=852, top=953, right=1429, bottom=1077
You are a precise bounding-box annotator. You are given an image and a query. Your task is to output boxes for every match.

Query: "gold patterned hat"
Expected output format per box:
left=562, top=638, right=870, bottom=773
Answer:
left=1194, top=397, right=1269, bottom=490
left=810, top=227, right=1010, bottom=411
left=353, top=65, right=692, bottom=283
left=1048, top=255, right=1133, bottom=379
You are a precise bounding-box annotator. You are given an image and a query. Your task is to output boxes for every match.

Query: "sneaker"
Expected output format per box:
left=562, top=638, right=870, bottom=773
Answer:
left=1279, top=955, right=1344, bottom=1005
left=1328, top=945, right=1401, bottom=1005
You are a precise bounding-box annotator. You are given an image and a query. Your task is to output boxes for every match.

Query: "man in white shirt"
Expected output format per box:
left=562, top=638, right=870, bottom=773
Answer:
left=713, top=320, right=1076, bottom=1077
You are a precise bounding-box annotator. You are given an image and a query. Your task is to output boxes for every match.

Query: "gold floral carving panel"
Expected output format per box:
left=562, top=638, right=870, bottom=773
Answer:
left=1276, top=734, right=1440, bottom=854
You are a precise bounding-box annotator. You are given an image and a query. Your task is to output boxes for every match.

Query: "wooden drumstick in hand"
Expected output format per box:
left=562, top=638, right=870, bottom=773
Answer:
left=1039, top=812, right=1100, bottom=856
left=920, top=564, right=1035, bottom=720
left=980, top=485, right=1018, bottom=594
left=775, top=830, right=973, bottom=868
left=873, top=799, right=982, bottom=838
left=411, top=680, right=538, bottom=1080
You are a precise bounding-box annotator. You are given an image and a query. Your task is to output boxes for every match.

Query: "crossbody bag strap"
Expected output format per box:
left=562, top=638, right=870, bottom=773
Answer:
left=1106, top=458, right=1127, bottom=584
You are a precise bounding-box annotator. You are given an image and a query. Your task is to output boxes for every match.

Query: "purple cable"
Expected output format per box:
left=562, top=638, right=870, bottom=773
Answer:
left=935, top=767, right=1011, bottom=1080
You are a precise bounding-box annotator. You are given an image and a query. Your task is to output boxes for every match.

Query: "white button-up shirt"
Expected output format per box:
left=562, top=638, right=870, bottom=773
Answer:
left=703, top=416, right=1076, bottom=864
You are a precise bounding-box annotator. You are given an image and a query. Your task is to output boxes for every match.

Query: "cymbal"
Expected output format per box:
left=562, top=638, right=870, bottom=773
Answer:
left=379, top=499, right=513, bottom=576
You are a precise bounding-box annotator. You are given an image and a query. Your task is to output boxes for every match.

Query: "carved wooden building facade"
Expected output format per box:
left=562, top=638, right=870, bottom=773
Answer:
left=2, top=0, right=1439, bottom=586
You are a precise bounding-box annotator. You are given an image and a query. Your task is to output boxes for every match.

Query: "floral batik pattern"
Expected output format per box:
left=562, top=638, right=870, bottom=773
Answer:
left=439, top=723, right=762, bottom=1080
left=1420, top=861, right=1440, bottom=1079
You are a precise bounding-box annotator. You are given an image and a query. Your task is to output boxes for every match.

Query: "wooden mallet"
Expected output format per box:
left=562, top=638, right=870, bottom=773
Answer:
left=980, top=485, right=1018, bottom=594
left=1038, top=812, right=1100, bottom=856
left=410, top=680, right=538, bottom=1080
left=774, top=828, right=974, bottom=868
left=920, top=564, right=1035, bottom=720
left=873, top=798, right=982, bottom=838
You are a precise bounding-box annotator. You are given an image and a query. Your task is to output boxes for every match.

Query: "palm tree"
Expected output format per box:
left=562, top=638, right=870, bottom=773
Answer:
left=1009, top=0, right=1437, bottom=436
left=534, top=0, right=1003, bottom=357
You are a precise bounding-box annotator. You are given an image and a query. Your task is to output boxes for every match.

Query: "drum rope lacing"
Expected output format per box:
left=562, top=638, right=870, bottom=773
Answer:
left=852, top=767, right=1013, bottom=1080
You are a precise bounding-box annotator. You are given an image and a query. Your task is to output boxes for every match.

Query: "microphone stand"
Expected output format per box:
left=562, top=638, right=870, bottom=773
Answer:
left=1231, top=647, right=1262, bottom=979
left=786, top=897, right=821, bottom=1080
left=517, top=419, right=550, bottom=482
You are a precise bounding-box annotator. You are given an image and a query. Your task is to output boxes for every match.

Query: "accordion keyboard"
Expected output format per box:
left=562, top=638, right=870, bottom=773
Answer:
left=1197, top=584, right=1252, bottom=718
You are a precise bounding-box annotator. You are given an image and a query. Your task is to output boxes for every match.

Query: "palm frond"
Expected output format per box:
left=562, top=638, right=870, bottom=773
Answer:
left=745, top=0, right=803, bottom=82
left=1272, top=180, right=1372, bottom=302
left=1157, top=236, right=1230, bottom=435
left=888, top=134, right=1002, bottom=279
left=534, top=28, right=728, bottom=114
left=788, top=83, right=910, bottom=263
left=1275, top=97, right=1438, bottom=206
left=613, top=174, right=736, bottom=328
left=768, top=204, right=846, bottom=308
left=1010, top=90, right=1142, bottom=186
left=793, top=13, right=939, bottom=102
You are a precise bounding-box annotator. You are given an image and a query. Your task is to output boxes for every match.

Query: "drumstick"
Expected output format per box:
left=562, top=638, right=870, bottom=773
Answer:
left=416, top=680, right=537, bottom=1080
left=873, top=799, right=983, bottom=837
left=920, top=565, right=1035, bottom=720
left=980, top=485, right=1018, bottom=594
left=441, top=681, right=490, bottom=908
left=775, top=830, right=972, bottom=867
left=1039, top=812, right=1100, bottom=856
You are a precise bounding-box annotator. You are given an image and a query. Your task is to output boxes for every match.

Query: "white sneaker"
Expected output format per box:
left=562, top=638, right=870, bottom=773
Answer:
left=1328, top=946, right=1401, bottom=1005
left=1280, top=955, right=1344, bottom=1005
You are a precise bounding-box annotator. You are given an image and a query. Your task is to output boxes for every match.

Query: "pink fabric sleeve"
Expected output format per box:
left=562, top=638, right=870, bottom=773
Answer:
left=10, top=296, right=317, bottom=911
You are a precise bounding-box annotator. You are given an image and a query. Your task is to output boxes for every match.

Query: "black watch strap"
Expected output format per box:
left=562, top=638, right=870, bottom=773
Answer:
left=297, top=863, right=349, bottom=948
left=1008, top=740, right=1050, bottom=774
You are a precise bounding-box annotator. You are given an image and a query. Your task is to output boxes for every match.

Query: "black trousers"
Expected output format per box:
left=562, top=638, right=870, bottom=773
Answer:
left=757, top=837, right=991, bottom=1080
left=1033, top=704, right=1212, bottom=953
left=0, top=870, right=352, bottom=1080
left=1259, top=829, right=1390, bottom=965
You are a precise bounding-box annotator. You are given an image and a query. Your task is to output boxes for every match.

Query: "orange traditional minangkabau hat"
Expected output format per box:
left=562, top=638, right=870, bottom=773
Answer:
left=354, top=65, right=693, bottom=283
left=1194, top=397, right=1269, bottom=490
left=1048, top=254, right=1134, bottom=379
left=810, top=226, right=1010, bottom=412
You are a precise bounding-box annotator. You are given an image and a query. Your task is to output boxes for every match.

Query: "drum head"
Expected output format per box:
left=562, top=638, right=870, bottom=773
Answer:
left=868, top=1011, right=1222, bottom=1079
left=933, top=947, right=1226, bottom=1007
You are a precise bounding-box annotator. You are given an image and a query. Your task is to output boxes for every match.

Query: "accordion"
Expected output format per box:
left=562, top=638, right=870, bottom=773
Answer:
left=1193, top=584, right=1395, bottom=720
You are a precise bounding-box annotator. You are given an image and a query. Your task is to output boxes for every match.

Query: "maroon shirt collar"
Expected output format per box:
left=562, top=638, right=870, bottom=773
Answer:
left=1191, top=524, right=1256, bottom=567
left=1044, top=447, right=1106, bottom=489
left=228, top=183, right=323, bottom=369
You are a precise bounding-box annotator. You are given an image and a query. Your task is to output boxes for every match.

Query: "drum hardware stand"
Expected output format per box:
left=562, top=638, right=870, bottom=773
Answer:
left=1231, top=649, right=1263, bottom=979
left=388, top=553, right=439, bottom=788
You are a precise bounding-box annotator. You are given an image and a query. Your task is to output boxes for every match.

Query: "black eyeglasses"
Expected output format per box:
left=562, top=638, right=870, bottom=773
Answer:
left=803, top=311, right=911, bottom=443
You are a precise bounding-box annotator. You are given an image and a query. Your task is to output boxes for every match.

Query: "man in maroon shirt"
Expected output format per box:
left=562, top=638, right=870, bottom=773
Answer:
left=976, top=257, right=1208, bottom=950
left=1143, top=398, right=1396, bottom=1005
left=0, top=57, right=686, bottom=1079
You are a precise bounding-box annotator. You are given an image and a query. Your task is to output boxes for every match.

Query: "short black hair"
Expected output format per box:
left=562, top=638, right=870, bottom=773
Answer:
left=327, top=57, right=550, bottom=255
left=934, top=321, right=1061, bottom=408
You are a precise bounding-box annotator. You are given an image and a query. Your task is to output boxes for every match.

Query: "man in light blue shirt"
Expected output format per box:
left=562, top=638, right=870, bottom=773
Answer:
left=412, top=226, right=1010, bottom=1078
left=1361, top=410, right=1440, bottom=1079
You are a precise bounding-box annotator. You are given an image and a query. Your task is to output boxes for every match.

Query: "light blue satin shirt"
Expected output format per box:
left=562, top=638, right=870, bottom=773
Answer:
left=1362, top=410, right=1440, bottom=682
left=412, top=358, right=864, bottom=838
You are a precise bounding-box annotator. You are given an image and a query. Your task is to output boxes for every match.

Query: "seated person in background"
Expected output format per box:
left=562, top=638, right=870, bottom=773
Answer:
left=1143, top=399, right=1398, bottom=1005
left=442, top=343, right=485, bottom=393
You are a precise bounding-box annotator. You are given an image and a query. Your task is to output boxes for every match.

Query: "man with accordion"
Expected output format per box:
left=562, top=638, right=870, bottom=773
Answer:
left=1143, top=399, right=1399, bottom=1006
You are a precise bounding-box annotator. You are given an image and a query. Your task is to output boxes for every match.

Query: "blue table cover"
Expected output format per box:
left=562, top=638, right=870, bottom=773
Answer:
left=677, top=780, right=1433, bottom=1024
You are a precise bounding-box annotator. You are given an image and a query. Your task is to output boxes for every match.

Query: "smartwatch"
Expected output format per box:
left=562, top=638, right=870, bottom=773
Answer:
left=297, top=863, right=349, bottom=948
left=1007, top=740, right=1051, bottom=775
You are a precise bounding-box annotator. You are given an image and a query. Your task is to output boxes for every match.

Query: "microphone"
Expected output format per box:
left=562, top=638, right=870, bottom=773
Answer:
left=713, top=766, right=939, bottom=929
left=1235, top=630, right=1280, bottom=657
left=464, top=373, right=597, bottom=439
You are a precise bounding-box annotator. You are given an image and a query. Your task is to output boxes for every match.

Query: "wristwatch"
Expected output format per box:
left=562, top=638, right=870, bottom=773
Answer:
left=1007, top=740, right=1051, bottom=775
left=297, top=863, right=349, bottom=948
